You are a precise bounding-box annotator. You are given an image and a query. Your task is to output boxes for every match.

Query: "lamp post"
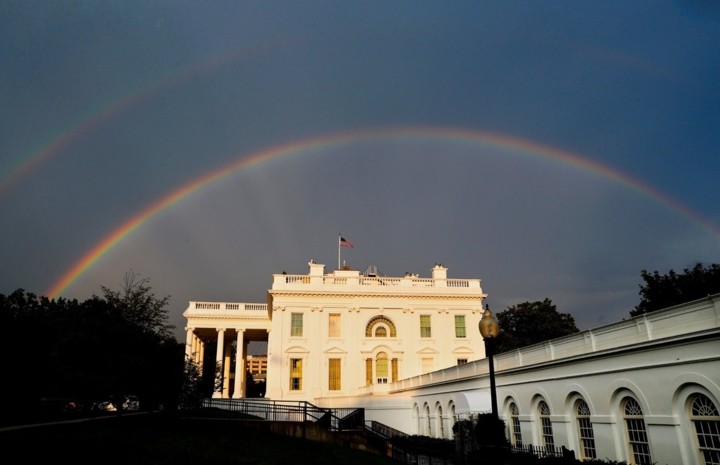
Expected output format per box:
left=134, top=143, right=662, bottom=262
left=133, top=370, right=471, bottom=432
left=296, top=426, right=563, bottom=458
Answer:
left=479, top=304, right=500, bottom=421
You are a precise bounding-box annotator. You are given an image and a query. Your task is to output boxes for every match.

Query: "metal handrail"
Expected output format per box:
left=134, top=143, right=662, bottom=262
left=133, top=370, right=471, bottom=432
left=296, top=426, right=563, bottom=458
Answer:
left=200, top=398, right=364, bottom=431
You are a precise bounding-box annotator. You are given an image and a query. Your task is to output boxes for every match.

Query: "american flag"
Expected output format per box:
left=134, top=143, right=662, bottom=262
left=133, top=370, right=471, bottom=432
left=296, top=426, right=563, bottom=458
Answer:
left=340, top=236, right=354, bottom=248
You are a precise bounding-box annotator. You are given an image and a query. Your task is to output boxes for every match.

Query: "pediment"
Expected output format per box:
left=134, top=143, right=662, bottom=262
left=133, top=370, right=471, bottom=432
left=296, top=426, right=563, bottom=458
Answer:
left=417, top=347, right=439, bottom=355
left=452, top=347, right=474, bottom=354
left=323, top=346, right=347, bottom=354
left=285, top=345, right=309, bottom=354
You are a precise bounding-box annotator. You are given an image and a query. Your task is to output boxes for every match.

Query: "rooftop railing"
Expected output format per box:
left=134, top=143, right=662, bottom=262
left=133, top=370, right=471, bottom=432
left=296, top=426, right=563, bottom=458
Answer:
left=274, top=274, right=481, bottom=289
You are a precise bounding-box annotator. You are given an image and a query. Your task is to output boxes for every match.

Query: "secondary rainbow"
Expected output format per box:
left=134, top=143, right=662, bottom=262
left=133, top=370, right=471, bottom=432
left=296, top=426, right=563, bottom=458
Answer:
left=46, top=126, right=719, bottom=298
left=0, top=38, right=290, bottom=197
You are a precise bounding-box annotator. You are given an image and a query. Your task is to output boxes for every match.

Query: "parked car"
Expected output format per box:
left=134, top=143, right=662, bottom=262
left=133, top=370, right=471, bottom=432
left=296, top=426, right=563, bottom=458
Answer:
left=92, top=395, right=139, bottom=412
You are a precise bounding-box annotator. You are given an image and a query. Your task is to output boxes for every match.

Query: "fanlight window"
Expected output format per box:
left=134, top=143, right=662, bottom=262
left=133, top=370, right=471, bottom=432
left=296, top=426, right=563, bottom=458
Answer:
left=510, top=402, right=522, bottom=446
left=576, top=399, right=597, bottom=459
left=690, top=394, right=720, bottom=465
left=365, top=315, right=397, bottom=337
left=623, top=397, right=652, bottom=465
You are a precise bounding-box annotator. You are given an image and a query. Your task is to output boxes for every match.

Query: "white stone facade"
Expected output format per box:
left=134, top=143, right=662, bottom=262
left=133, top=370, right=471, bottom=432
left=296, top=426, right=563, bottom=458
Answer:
left=184, top=261, right=486, bottom=399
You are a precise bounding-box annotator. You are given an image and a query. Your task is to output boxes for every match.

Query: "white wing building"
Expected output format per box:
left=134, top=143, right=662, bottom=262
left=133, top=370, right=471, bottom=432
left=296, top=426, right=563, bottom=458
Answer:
left=184, top=260, right=720, bottom=465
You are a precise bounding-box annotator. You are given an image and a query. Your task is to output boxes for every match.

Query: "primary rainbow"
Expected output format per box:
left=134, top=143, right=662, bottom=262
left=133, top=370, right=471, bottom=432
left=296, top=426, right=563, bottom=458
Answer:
left=45, top=126, right=719, bottom=298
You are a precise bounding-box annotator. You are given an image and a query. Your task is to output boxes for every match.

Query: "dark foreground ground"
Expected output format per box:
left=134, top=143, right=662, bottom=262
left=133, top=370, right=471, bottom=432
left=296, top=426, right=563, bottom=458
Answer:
left=0, top=411, right=398, bottom=465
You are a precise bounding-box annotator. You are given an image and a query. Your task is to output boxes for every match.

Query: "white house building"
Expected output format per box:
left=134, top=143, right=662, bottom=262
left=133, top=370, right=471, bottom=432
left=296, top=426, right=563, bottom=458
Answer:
left=184, top=260, right=720, bottom=465
left=184, top=261, right=487, bottom=400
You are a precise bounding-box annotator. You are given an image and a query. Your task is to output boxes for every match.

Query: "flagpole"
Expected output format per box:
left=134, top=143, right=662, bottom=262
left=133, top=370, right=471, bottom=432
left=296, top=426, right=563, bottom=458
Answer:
left=337, top=234, right=341, bottom=270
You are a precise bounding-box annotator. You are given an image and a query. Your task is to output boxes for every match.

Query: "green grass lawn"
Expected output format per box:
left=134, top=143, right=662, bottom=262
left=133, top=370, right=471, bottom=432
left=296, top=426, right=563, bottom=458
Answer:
left=1, top=413, right=398, bottom=465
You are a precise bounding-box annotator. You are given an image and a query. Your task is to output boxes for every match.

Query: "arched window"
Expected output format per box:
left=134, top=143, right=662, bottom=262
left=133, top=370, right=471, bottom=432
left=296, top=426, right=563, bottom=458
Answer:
left=449, top=402, right=457, bottom=439
left=575, top=399, right=596, bottom=459
left=414, top=403, right=421, bottom=435
left=365, top=315, right=397, bottom=337
left=623, top=397, right=652, bottom=465
left=425, top=404, right=432, bottom=437
left=510, top=402, right=522, bottom=446
left=690, top=394, right=720, bottom=465
left=538, top=401, right=554, bottom=448
left=436, top=403, right=445, bottom=439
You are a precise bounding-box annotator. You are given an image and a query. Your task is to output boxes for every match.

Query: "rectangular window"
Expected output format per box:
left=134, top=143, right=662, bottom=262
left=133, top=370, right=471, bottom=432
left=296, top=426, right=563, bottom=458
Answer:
left=376, top=356, right=388, bottom=384
left=578, top=417, right=597, bottom=459
left=420, top=315, right=431, bottom=338
left=457, top=358, right=468, bottom=365
left=421, top=357, right=433, bottom=373
left=328, top=358, right=341, bottom=390
left=391, top=358, right=398, bottom=383
left=289, top=358, right=302, bottom=391
left=365, top=358, right=373, bottom=386
left=291, top=313, right=303, bottom=337
left=512, top=417, right=522, bottom=446
left=541, top=417, right=555, bottom=447
left=454, top=315, right=466, bottom=338
left=328, top=313, right=341, bottom=338
left=626, top=418, right=651, bottom=464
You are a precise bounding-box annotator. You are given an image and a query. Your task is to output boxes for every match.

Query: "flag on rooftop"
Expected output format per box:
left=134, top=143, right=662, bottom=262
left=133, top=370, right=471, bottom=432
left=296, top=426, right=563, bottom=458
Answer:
left=340, top=236, right=354, bottom=248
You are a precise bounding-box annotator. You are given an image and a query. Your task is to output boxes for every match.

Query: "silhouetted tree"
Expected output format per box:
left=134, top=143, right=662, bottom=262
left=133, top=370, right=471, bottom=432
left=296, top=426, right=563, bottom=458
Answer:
left=179, top=358, right=205, bottom=410
left=632, top=262, right=720, bottom=316
left=0, top=272, right=184, bottom=419
left=494, top=299, right=579, bottom=353
left=101, top=270, right=174, bottom=338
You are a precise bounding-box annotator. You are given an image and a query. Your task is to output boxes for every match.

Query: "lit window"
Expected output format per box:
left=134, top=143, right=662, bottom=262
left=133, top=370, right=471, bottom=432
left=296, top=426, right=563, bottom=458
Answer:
left=454, top=315, right=466, bottom=338
left=291, top=313, right=303, bottom=337
left=539, top=401, right=554, bottom=448
left=376, top=352, right=388, bottom=383
left=420, top=315, right=432, bottom=338
left=391, top=358, right=398, bottom=383
left=328, top=358, right=341, bottom=390
left=375, top=326, right=387, bottom=337
left=421, top=357, right=433, bottom=373
left=328, top=314, right=340, bottom=338
left=690, top=394, right=720, bottom=465
left=623, top=397, right=652, bottom=465
left=576, top=399, right=597, bottom=459
left=289, top=358, right=302, bottom=391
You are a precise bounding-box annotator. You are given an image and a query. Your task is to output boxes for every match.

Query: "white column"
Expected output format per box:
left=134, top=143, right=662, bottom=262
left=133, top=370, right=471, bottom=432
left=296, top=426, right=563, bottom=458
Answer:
left=233, top=329, right=245, bottom=398
left=185, top=327, right=194, bottom=359
left=198, top=339, right=205, bottom=367
left=223, top=343, right=231, bottom=398
left=193, top=335, right=202, bottom=365
left=212, top=328, right=225, bottom=398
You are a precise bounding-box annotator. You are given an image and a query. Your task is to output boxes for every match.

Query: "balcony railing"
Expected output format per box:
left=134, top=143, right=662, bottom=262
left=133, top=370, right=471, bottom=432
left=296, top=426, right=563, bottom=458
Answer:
left=189, top=302, right=267, bottom=312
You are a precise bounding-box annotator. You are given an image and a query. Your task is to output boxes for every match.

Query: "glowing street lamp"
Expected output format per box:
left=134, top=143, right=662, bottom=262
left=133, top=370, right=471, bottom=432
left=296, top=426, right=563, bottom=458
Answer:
left=479, top=304, right=500, bottom=420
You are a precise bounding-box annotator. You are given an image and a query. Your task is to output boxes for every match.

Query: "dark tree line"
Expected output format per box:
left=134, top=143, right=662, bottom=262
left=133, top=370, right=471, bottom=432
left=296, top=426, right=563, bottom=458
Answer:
left=491, top=262, right=719, bottom=352
left=493, top=298, right=579, bottom=353
left=0, top=273, right=186, bottom=419
left=632, top=262, right=720, bottom=316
